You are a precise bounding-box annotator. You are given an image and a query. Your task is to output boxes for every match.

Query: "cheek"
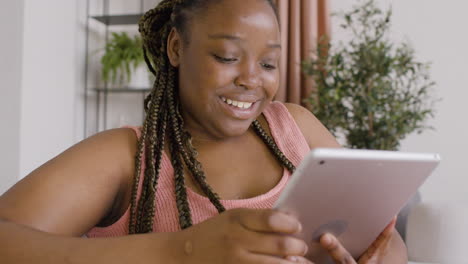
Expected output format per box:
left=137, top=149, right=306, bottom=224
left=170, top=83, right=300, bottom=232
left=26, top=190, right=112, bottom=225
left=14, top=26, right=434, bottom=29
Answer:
left=202, top=61, right=237, bottom=91
left=263, top=71, right=280, bottom=98
left=181, top=58, right=236, bottom=96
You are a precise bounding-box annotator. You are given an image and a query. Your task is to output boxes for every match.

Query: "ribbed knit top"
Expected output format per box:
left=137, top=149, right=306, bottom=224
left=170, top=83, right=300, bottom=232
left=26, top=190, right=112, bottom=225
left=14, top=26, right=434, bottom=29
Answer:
left=86, top=101, right=310, bottom=237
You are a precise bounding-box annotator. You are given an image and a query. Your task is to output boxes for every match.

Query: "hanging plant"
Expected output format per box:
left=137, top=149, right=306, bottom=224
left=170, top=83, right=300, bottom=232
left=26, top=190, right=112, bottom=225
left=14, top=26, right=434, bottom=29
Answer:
left=101, top=32, right=145, bottom=85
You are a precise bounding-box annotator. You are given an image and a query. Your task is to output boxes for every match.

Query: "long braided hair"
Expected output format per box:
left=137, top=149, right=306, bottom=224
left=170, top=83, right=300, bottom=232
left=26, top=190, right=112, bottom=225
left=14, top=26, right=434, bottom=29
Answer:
left=129, top=0, right=296, bottom=234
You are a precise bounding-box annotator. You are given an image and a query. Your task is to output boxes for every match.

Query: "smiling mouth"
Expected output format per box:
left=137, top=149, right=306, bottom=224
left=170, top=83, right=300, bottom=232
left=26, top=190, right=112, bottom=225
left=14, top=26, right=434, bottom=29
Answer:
left=220, top=96, right=255, bottom=109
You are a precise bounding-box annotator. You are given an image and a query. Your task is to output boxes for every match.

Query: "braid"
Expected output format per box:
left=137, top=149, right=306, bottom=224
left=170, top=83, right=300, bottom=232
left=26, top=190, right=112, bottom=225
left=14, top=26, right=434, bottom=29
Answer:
left=167, top=67, right=193, bottom=229
left=128, top=118, right=148, bottom=234
left=130, top=0, right=287, bottom=234
left=129, top=66, right=166, bottom=234
left=138, top=83, right=168, bottom=233
left=252, top=120, right=296, bottom=173
left=179, top=135, right=225, bottom=212
left=168, top=80, right=225, bottom=213
left=129, top=0, right=175, bottom=233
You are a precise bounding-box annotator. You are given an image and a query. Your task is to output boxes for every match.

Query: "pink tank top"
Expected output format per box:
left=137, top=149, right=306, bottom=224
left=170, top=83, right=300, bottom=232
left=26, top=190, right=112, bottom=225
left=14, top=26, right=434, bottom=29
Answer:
left=87, top=102, right=310, bottom=237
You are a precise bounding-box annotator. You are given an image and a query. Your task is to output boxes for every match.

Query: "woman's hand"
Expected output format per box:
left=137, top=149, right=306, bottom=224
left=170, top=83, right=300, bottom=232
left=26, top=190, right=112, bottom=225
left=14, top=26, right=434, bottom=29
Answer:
left=319, top=217, right=400, bottom=264
left=173, top=208, right=311, bottom=264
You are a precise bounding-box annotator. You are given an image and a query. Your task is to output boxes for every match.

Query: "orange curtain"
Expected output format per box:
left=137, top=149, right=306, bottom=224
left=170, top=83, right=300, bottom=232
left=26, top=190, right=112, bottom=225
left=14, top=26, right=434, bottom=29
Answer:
left=273, top=0, right=330, bottom=105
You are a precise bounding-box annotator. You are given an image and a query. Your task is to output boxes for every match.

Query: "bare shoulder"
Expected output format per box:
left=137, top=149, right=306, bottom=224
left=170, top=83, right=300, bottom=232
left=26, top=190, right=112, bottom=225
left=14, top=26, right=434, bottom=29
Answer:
left=283, top=103, right=341, bottom=149
left=0, top=127, right=139, bottom=236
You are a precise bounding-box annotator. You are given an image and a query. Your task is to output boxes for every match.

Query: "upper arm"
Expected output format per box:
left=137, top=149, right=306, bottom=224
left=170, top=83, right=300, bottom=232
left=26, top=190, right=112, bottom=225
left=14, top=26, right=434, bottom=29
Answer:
left=0, top=128, right=138, bottom=236
left=284, top=103, right=341, bottom=149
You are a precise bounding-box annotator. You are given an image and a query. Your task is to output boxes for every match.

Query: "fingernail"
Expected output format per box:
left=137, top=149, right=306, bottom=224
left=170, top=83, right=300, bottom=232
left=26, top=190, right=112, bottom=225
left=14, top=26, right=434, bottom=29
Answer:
left=286, top=256, right=299, bottom=262
left=277, top=210, right=302, bottom=232
left=321, top=234, right=332, bottom=245
left=303, top=243, right=309, bottom=255
left=384, top=226, right=395, bottom=236
left=297, top=222, right=303, bottom=233
left=271, top=213, right=301, bottom=232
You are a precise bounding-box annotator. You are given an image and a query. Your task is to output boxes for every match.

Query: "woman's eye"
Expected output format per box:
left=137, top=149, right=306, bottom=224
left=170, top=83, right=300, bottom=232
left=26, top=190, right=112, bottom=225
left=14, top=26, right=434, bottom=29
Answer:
left=213, top=54, right=238, bottom=63
left=261, top=62, right=277, bottom=70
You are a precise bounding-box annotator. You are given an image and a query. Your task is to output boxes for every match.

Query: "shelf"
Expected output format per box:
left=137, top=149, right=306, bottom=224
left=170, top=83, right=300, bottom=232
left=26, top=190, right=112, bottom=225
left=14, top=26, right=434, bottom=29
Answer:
left=91, top=14, right=143, bottom=26
left=94, top=88, right=151, bottom=93
left=85, top=1, right=149, bottom=136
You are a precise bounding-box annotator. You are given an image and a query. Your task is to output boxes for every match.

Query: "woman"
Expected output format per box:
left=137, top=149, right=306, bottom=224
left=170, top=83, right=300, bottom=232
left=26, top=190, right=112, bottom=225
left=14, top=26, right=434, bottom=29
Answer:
left=0, top=0, right=407, bottom=263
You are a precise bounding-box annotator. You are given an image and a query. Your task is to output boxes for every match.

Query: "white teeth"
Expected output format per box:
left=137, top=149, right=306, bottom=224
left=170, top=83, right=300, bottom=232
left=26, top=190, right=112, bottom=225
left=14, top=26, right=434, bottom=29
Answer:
left=222, top=97, right=254, bottom=109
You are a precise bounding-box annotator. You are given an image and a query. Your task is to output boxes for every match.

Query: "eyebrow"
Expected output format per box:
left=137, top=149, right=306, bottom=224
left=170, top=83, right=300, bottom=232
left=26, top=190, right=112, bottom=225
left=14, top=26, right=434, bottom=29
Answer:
left=208, top=33, right=242, bottom=41
left=208, top=33, right=281, bottom=49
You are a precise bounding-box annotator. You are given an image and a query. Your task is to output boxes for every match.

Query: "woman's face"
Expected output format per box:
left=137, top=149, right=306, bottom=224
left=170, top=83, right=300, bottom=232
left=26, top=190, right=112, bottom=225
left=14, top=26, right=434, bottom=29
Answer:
left=170, top=0, right=281, bottom=140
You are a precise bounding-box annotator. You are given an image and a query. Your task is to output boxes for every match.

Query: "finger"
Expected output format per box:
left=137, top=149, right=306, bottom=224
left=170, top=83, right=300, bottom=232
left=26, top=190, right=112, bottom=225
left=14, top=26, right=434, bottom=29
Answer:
left=358, top=234, right=393, bottom=263
left=365, top=216, right=397, bottom=255
left=286, top=255, right=315, bottom=263
left=246, top=232, right=308, bottom=257
left=373, top=217, right=396, bottom=249
left=237, top=209, right=302, bottom=234
left=247, top=253, right=314, bottom=264
left=320, top=233, right=357, bottom=264
left=382, top=216, right=397, bottom=236
left=358, top=221, right=395, bottom=262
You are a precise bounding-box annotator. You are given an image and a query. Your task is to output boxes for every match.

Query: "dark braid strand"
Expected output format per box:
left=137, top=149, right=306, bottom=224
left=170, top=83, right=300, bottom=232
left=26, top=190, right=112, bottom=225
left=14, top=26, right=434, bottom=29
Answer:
left=130, top=69, right=167, bottom=234
left=129, top=69, right=165, bottom=234
left=168, top=83, right=225, bottom=213
left=167, top=66, right=193, bottom=229
left=252, top=120, right=296, bottom=173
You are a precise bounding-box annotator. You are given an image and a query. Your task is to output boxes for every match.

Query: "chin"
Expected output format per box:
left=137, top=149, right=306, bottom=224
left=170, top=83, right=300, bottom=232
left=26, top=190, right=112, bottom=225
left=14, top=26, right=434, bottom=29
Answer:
left=214, top=119, right=254, bottom=139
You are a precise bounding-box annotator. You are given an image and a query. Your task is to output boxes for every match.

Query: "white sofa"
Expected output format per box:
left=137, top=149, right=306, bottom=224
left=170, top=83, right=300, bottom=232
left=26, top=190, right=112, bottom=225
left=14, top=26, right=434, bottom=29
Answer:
left=406, top=202, right=468, bottom=264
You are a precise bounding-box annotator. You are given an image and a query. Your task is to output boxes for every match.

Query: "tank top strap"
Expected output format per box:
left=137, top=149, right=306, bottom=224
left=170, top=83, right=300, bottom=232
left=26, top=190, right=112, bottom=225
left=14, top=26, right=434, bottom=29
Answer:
left=122, top=126, right=174, bottom=188
left=261, top=102, right=310, bottom=167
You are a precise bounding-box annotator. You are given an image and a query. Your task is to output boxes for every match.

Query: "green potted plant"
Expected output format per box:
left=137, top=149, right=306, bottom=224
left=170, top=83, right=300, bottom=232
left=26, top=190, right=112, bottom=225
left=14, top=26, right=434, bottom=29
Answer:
left=302, top=0, right=438, bottom=151
left=101, top=32, right=150, bottom=88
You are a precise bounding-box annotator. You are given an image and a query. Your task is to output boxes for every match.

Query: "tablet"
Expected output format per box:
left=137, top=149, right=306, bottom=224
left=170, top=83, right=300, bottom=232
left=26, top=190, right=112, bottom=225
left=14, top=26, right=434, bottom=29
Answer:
left=274, top=148, right=440, bottom=263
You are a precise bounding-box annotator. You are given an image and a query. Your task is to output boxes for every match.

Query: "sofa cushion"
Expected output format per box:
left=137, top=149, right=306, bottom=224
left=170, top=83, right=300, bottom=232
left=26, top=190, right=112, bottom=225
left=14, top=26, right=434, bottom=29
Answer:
left=406, top=202, right=468, bottom=263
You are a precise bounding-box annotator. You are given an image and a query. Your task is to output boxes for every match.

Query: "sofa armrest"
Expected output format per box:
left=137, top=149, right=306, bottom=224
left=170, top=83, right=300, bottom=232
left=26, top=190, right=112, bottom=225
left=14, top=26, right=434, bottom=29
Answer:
left=406, top=202, right=468, bottom=263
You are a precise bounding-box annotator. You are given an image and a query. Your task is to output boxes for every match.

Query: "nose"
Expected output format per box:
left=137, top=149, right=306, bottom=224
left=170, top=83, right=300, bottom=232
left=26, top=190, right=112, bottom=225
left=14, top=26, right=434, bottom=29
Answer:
left=234, top=61, right=262, bottom=90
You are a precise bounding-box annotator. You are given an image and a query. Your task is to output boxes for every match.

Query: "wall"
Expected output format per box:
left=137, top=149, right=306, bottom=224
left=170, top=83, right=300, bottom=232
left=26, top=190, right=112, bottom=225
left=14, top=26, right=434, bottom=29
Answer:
left=0, top=0, right=24, bottom=194
left=18, top=0, right=80, bottom=178
left=0, top=0, right=163, bottom=193
left=330, top=0, right=468, bottom=202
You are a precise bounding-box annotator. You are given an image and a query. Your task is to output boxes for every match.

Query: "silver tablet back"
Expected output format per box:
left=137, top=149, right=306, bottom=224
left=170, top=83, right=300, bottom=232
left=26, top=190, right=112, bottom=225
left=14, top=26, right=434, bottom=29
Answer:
left=274, top=148, right=440, bottom=263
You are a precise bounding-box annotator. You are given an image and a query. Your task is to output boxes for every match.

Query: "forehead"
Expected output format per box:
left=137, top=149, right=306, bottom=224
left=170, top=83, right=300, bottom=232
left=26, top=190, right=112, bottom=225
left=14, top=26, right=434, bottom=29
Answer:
left=187, top=0, right=280, bottom=43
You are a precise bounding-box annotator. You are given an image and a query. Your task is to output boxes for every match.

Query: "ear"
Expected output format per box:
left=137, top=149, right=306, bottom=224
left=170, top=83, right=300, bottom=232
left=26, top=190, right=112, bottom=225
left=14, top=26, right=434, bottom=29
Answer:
left=167, top=28, right=183, bottom=67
